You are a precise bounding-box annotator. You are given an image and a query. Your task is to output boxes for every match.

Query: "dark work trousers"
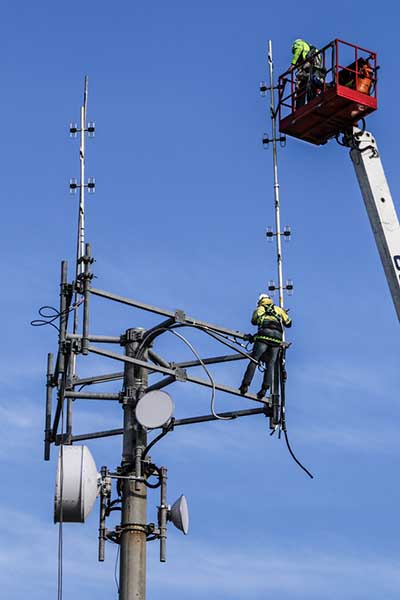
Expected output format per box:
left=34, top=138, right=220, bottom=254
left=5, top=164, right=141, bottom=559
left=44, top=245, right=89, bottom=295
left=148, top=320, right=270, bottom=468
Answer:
left=296, top=66, right=324, bottom=108
left=242, top=337, right=281, bottom=393
left=295, top=79, right=307, bottom=108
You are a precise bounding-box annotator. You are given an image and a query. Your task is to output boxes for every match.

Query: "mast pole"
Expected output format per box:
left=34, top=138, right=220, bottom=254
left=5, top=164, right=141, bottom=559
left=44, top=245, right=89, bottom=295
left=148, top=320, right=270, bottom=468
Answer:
left=77, top=75, right=88, bottom=279
left=68, top=77, right=89, bottom=434
left=267, top=40, right=285, bottom=309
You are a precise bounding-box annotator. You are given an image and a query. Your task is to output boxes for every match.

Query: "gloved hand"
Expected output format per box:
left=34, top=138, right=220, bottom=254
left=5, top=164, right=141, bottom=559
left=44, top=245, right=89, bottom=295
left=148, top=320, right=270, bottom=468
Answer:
left=243, top=333, right=254, bottom=343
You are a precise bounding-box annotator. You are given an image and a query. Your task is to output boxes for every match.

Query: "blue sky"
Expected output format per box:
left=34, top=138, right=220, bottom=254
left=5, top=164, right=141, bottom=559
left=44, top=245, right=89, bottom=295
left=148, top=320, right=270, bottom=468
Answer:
left=1, top=0, right=400, bottom=598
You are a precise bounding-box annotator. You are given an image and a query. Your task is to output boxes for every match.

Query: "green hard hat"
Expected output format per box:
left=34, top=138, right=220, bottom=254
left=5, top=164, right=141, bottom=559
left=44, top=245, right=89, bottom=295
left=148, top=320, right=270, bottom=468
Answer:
left=292, top=39, right=304, bottom=51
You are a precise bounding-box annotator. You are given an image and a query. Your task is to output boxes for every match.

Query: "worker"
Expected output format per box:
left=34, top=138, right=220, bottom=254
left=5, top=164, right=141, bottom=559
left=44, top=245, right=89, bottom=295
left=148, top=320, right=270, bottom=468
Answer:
left=290, top=39, right=324, bottom=107
left=239, top=294, right=292, bottom=399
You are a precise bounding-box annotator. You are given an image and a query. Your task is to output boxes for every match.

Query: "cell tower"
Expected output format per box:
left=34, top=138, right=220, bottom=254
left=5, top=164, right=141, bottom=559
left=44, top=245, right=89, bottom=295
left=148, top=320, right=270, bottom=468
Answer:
left=35, top=56, right=310, bottom=599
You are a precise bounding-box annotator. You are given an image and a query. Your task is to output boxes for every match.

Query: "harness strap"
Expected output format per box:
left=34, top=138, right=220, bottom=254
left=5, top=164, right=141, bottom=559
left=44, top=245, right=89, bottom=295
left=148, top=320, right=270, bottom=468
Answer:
left=259, top=303, right=283, bottom=330
left=255, top=334, right=282, bottom=345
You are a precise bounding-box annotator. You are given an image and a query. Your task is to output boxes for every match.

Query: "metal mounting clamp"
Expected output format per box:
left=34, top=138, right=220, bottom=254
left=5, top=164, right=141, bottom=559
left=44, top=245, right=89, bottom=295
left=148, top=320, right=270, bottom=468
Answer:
left=174, top=309, right=186, bottom=323
left=174, top=367, right=187, bottom=382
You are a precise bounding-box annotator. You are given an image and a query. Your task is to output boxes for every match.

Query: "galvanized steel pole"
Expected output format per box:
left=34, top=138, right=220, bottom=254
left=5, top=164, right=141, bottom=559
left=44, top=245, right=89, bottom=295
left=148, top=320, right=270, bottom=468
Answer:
left=69, top=77, right=89, bottom=430
left=268, top=40, right=285, bottom=309
left=77, top=76, right=88, bottom=278
left=119, top=329, right=148, bottom=600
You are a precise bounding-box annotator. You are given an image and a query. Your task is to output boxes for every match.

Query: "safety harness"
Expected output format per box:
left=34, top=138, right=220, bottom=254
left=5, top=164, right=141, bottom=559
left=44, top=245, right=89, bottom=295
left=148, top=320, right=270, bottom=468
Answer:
left=256, top=303, right=283, bottom=343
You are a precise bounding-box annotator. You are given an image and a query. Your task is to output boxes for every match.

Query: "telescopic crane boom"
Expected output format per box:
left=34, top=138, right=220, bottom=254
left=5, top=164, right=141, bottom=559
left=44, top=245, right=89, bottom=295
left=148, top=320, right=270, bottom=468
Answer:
left=347, top=128, right=400, bottom=321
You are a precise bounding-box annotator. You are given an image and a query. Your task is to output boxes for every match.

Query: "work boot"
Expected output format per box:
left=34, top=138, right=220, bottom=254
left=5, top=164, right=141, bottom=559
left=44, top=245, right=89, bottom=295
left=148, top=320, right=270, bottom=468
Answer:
left=257, top=387, right=269, bottom=400
left=239, top=383, right=248, bottom=396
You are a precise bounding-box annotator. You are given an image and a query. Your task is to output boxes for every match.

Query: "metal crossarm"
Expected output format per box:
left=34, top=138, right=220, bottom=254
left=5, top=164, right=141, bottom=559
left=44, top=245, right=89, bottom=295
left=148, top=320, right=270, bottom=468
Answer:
left=60, top=407, right=270, bottom=444
left=90, top=287, right=247, bottom=340
left=87, top=345, right=268, bottom=405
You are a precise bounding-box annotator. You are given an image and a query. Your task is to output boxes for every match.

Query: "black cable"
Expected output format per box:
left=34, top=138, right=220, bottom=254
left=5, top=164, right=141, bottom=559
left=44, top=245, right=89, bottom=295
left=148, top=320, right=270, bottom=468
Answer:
left=278, top=347, right=286, bottom=439
left=144, top=464, right=163, bottom=489
left=195, top=326, right=257, bottom=363
left=275, top=348, right=313, bottom=479
left=197, top=326, right=248, bottom=348
left=31, top=306, right=61, bottom=332
left=142, top=420, right=174, bottom=461
left=105, top=498, right=122, bottom=517
left=335, top=119, right=367, bottom=150
left=30, top=299, right=83, bottom=331
left=357, top=117, right=366, bottom=134
left=106, top=506, right=122, bottom=514
left=283, top=429, right=314, bottom=479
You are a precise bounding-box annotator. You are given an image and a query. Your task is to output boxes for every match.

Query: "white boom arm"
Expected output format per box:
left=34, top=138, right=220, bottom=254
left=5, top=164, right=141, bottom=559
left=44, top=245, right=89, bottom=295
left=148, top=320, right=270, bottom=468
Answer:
left=349, top=128, right=400, bottom=322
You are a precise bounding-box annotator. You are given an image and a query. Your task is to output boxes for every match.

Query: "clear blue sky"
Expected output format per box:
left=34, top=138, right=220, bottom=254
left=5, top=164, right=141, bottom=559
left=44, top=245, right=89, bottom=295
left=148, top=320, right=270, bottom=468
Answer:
left=1, top=0, right=400, bottom=598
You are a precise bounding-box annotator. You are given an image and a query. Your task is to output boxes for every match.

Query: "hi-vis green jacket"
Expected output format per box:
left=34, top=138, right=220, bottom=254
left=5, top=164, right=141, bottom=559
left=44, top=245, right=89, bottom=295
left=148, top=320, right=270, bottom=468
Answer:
left=291, top=39, right=311, bottom=66
left=251, top=299, right=292, bottom=342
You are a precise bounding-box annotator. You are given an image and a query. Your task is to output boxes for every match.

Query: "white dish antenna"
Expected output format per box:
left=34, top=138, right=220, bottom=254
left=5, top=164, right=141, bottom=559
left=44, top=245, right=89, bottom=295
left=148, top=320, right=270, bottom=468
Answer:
left=135, top=390, right=174, bottom=429
left=54, top=445, right=100, bottom=523
left=169, top=494, right=189, bottom=535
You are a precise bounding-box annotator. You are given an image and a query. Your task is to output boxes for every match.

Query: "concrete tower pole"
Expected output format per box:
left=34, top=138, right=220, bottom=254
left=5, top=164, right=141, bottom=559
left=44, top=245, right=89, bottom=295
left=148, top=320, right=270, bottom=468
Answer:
left=119, top=328, right=148, bottom=600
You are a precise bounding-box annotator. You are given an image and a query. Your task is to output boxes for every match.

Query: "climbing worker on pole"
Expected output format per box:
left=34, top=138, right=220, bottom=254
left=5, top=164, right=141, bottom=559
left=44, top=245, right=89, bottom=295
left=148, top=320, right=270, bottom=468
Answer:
left=239, top=294, right=292, bottom=399
left=290, top=39, right=325, bottom=108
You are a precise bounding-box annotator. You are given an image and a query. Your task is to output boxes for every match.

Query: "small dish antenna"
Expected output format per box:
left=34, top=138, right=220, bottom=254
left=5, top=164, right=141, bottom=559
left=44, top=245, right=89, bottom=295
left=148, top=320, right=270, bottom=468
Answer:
left=135, top=390, right=174, bottom=429
left=169, top=494, right=189, bottom=535
left=54, top=445, right=100, bottom=523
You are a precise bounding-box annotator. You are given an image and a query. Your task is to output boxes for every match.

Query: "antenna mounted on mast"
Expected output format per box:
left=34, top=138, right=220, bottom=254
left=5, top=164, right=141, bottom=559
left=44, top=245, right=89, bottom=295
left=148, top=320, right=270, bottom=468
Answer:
left=260, top=40, right=293, bottom=307
left=69, top=75, right=96, bottom=278
left=68, top=76, right=96, bottom=414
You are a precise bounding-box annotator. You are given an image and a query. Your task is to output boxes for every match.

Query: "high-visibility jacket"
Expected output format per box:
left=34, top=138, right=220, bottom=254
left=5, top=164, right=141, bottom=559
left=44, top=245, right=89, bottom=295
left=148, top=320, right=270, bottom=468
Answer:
left=291, top=39, right=311, bottom=66
left=251, top=299, right=292, bottom=343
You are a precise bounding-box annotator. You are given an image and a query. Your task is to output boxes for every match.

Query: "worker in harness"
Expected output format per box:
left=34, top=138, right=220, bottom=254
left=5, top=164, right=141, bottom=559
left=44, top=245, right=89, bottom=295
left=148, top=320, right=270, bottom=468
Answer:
left=290, top=39, right=325, bottom=107
left=239, top=294, right=292, bottom=399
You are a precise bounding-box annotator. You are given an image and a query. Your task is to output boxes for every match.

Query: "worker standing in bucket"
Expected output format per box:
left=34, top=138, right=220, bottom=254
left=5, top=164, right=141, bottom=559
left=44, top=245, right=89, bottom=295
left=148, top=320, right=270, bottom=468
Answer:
left=290, top=39, right=324, bottom=107
left=239, top=294, right=291, bottom=399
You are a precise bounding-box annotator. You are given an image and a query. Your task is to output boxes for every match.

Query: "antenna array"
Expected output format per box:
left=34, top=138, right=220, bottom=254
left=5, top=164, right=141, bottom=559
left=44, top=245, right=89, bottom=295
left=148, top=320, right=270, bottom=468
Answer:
left=260, top=41, right=294, bottom=308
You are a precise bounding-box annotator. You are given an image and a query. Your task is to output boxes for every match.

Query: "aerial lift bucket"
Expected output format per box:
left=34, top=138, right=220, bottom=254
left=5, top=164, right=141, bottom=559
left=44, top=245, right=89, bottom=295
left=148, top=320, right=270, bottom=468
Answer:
left=277, top=39, right=378, bottom=145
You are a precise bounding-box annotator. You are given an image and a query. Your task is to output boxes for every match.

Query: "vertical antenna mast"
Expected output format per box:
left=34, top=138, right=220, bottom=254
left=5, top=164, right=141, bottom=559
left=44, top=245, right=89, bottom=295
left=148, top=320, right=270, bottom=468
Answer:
left=68, top=76, right=95, bottom=404
left=77, top=75, right=88, bottom=278
left=267, top=40, right=285, bottom=309
left=70, top=77, right=89, bottom=389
